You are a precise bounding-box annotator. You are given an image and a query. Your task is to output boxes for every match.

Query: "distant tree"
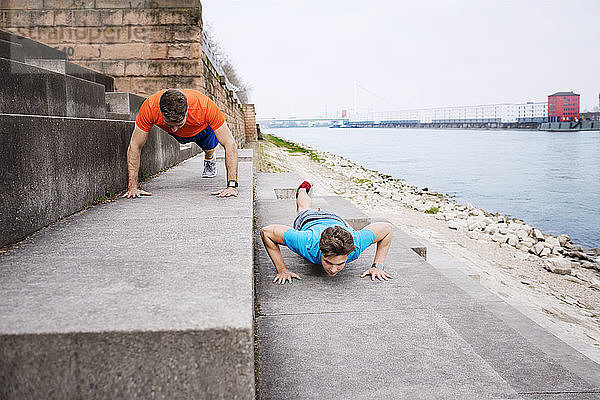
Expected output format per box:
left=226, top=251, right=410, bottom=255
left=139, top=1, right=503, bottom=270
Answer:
left=203, top=25, right=252, bottom=103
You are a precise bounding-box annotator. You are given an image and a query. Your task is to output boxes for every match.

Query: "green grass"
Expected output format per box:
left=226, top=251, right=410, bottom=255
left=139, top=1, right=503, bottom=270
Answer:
left=265, top=134, right=309, bottom=153
left=307, top=152, right=325, bottom=163
left=353, top=178, right=372, bottom=185
left=92, top=190, right=117, bottom=205
left=424, top=206, right=440, bottom=214
left=265, top=134, right=324, bottom=163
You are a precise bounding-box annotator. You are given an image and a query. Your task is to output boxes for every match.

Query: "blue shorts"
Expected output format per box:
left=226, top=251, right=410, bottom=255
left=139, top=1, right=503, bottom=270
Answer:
left=168, top=126, right=219, bottom=151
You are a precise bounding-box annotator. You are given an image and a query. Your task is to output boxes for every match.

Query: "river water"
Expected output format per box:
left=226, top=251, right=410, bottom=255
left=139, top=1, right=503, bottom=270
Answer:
left=269, top=127, right=600, bottom=249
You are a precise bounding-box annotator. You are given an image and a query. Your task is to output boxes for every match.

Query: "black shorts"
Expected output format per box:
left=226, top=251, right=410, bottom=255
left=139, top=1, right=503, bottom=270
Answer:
left=293, top=209, right=349, bottom=230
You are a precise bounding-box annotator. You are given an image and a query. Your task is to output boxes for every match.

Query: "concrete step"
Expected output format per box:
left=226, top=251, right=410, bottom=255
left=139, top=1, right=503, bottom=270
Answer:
left=25, top=58, right=115, bottom=92
left=255, top=173, right=371, bottom=229
left=371, top=216, right=427, bottom=259
left=255, top=173, right=424, bottom=255
left=0, top=57, right=105, bottom=118
left=0, top=153, right=255, bottom=399
left=106, top=92, right=147, bottom=121
left=0, top=28, right=67, bottom=60
left=106, top=112, right=131, bottom=120
left=0, top=38, right=24, bottom=62
left=253, top=172, right=600, bottom=399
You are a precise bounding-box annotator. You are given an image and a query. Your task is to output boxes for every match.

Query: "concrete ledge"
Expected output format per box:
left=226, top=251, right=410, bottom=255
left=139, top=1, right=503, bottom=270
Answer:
left=25, top=58, right=115, bottom=92
left=255, top=172, right=299, bottom=201
left=0, top=57, right=106, bottom=118
left=0, top=154, right=255, bottom=398
left=106, top=92, right=146, bottom=121
left=216, top=148, right=254, bottom=161
left=0, top=38, right=23, bottom=61
left=0, top=29, right=67, bottom=60
left=1, top=329, right=253, bottom=400
left=312, top=196, right=371, bottom=229
left=106, top=111, right=130, bottom=120
left=371, top=216, right=427, bottom=260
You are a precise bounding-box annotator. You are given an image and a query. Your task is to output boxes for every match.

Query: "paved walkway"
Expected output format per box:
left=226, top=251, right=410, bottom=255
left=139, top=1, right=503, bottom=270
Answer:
left=2, top=158, right=600, bottom=399
left=254, top=173, right=600, bottom=400
left=0, top=151, right=255, bottom=399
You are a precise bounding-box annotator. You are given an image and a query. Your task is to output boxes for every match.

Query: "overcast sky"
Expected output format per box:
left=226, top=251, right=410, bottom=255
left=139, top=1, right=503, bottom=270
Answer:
left=200, top=0, right=600, bottom=119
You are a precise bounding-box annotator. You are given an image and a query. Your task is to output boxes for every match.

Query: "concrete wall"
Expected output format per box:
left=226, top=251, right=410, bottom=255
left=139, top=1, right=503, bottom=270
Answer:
left=0, top=0, right=256, bottom=145
left=540, top=121, right=600, bottom=131
left=0, top=114, right=200, bottom=247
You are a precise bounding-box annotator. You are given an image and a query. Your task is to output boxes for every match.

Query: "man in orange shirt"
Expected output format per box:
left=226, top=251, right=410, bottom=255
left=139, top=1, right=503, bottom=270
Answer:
left=123, top=88, right=239, bottom=198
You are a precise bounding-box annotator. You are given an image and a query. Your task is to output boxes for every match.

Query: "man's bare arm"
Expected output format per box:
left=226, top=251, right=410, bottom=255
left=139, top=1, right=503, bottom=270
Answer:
left=211, top=122, right=239, bottom=198
left=123, top=126, right=151, bottom=198
left=260, top=224, right=301, bottom=284
left=361, top=222, right=394, bottom=281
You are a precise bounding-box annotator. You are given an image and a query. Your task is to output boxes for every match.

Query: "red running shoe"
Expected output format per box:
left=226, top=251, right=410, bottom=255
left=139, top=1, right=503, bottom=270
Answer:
left=296, top=181, right=312, bottom=198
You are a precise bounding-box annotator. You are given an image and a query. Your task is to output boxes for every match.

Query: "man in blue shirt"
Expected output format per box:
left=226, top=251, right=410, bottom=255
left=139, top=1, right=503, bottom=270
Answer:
left=260, top=181, right=394, bottom=285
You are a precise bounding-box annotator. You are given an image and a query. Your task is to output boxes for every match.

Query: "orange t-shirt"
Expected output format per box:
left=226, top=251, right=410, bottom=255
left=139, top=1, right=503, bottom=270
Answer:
left=135, top=89, right=226, bottom=138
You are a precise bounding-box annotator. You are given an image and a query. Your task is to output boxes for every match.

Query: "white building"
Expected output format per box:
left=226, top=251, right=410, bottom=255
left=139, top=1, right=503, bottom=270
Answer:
left=351, top=101, right=547, bottom=124
left=516, top=102, right=548, bottom=122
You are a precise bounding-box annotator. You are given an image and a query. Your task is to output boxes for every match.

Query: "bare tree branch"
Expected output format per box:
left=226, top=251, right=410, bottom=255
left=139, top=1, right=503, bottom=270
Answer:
left=204, top=24, right=252, bottom=103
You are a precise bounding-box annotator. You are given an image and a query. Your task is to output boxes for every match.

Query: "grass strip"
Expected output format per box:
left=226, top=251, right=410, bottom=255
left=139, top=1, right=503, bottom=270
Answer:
left=265, top=134, right=324, bottom=163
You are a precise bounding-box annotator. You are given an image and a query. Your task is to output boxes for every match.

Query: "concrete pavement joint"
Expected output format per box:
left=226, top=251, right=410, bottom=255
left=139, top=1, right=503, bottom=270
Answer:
left=257, top=306, right=430, bottom=317
left=518, top=391, right=600, bottom=394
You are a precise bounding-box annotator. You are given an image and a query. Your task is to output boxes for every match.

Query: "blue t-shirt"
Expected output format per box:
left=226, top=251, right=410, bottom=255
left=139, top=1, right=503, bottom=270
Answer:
left=282, top=219, right=375, bottom=265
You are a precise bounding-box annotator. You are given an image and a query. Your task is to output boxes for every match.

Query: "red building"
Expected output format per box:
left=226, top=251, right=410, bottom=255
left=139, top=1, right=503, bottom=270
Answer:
left=548, top=91, right=580, bottom=122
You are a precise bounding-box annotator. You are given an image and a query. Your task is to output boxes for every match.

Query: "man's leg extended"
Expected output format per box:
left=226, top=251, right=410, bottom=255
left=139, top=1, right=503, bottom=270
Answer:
left=201, top=146, right=218, bottom=178
left=193, top=126, right=219, bottom=178
left=296, top=181, right=312, bottom=214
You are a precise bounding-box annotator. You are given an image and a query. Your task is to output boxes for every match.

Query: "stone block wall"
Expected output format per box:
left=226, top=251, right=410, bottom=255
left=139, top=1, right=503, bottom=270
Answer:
left=0, top=0, right=256, bottom=145
left=0, top=0, right=203, bottom=94
left=243, top=104, right=257, bottom=142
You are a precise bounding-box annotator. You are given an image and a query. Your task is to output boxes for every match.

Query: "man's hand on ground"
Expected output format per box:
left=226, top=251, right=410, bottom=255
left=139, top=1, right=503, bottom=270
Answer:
left=273, top=269, right=301, bottom=285
left=122, top=188, right=152, bottom=198
left=211, top=187, right=238, bottom=197
left=360, top=267, right=393, bottom=281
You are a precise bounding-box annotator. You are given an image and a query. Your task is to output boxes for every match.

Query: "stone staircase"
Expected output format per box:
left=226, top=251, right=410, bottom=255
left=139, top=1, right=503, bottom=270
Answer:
left=253, top=173, right=600, bottom=400
left=0, top=28, right=201, bottom=247
left=0, top=28, right=257, bottom=399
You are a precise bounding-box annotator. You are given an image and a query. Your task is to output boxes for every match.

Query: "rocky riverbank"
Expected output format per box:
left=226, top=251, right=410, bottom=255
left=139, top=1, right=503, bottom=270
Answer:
left=253, top=134, right=600, bottom=351
left=351, top=169, right=600, bottom=276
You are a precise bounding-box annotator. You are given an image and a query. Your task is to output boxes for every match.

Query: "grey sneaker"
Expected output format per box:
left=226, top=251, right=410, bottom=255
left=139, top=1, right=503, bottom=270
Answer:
left=202, top=157, right=217, bottom=178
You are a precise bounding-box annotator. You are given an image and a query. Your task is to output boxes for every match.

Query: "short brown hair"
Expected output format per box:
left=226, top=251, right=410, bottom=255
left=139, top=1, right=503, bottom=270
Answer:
left=159, top=89, right=188, bottom=123
left=319, top=226, right=356, bottom=257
